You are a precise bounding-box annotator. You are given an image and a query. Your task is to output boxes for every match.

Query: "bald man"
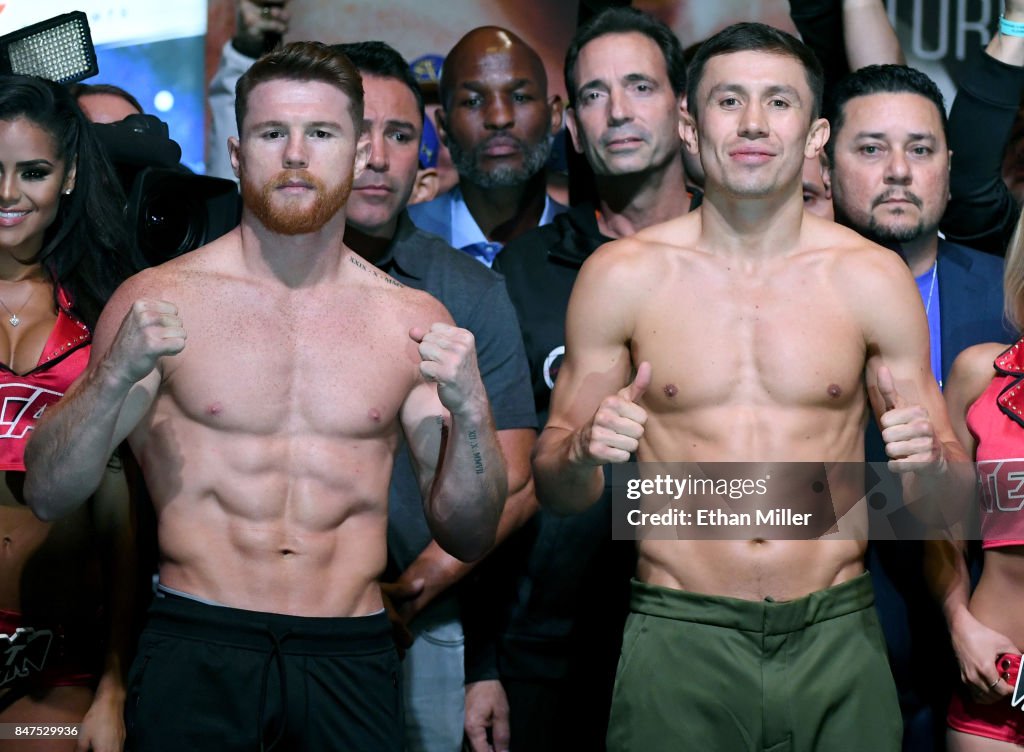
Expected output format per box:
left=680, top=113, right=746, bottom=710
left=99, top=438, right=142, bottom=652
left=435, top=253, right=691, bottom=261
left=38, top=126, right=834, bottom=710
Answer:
left=407, top=26, right=566, bottom=267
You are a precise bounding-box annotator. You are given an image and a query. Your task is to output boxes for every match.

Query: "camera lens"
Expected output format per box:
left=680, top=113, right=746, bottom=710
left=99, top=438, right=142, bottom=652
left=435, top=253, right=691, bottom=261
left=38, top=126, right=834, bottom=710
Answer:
left=140, top=188, right=205, bottom=265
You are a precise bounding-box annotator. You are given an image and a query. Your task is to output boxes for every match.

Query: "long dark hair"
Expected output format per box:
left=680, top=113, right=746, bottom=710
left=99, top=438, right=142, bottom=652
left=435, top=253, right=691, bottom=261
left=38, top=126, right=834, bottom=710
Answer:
left=0, top=75, right=135, bottom=329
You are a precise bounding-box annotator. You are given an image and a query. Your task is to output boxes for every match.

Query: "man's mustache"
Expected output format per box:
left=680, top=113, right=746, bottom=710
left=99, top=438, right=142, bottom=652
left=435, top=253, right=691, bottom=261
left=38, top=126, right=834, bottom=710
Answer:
left=872, top=189, right=922, bottom=209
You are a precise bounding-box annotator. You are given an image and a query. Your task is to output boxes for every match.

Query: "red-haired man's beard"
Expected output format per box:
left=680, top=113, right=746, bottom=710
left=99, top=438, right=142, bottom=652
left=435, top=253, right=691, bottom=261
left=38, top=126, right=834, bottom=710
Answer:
left=241, top=168, right=353, bottom=235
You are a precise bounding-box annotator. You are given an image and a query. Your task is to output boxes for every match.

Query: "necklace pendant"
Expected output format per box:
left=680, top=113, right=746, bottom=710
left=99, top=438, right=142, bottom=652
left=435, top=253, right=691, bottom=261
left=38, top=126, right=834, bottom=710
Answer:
left=8, top=314, right=20, bottom=327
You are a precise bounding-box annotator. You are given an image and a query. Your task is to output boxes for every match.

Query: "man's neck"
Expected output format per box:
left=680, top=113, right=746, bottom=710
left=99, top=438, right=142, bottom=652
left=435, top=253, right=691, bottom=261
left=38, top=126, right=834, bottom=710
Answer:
left=698, top=183, right=808, bottom=259
left=459, top=172, right=548, bottom=244
left=594, top=157, right=690, bottom=239
left=896, top=233, right=939, bottom=276
left=239, top=212, right=352, bottom=288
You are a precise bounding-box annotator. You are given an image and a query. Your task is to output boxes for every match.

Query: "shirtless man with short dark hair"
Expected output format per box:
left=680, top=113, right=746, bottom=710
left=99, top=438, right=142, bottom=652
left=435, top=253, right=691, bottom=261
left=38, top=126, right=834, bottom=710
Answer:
left=532, top=22, right=970, bottom=752
left=23, top=41, right=507, bottom=751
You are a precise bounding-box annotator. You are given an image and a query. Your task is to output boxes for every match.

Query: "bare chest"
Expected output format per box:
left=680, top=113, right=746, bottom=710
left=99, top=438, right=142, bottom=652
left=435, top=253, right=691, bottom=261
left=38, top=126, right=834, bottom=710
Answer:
left=155, top=288, right=419, bottom=437
left=634, top=264, right=866, bottom=413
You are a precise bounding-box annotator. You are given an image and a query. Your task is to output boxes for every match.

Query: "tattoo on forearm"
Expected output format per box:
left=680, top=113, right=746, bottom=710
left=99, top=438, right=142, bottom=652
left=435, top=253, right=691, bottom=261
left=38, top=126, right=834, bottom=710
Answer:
left=468, top=429, right=484, bottom=475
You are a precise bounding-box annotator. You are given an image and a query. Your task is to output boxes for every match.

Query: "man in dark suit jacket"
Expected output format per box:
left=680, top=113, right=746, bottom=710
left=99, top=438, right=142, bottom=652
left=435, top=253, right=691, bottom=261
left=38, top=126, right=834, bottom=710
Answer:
left=936, top=241, right=1012, bottom=377
left=828, top=64, right=1014, bottom=752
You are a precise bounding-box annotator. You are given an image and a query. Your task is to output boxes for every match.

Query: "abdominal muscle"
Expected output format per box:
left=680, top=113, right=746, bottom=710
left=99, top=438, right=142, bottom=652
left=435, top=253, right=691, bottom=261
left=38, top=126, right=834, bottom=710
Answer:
left=632, top=402, right=870, bottom=601
left=138, top=423, right=397, bottom=618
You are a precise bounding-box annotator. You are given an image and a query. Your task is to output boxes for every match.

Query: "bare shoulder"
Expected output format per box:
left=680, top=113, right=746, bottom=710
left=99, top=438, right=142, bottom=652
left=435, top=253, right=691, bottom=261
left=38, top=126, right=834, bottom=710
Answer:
left=632, top=208, right=701, bottom=245
left=103, top=264, right=181, bottom=320
left=816, top=222, right=916, bottom=297
left=399, top=283, right=452, bottom=327
left=572, top=237, right=661, bottom=324
left=579, top=212, right=699, bottom=287
left=948, top=342, right=1009, bottom=405
left=811, top=219, right=903, bottom=271
left=117, top=229, right=240, bottom=301
left=342, top=249, right=453, bottom=328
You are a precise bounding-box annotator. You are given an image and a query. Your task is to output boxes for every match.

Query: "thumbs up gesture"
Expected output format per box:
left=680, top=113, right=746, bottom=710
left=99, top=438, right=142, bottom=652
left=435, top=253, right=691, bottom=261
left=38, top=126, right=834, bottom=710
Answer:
left=877, top=365, right=945, bottom=475
left=571, top=362, right=652, bottom=465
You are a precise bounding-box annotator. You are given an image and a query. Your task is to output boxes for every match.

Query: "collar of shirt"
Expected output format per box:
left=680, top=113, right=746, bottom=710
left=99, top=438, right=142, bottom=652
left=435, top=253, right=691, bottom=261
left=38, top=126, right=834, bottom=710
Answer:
left=371, top=211, right=423, bottom=280
left=449, top=185, right=560, bottom=267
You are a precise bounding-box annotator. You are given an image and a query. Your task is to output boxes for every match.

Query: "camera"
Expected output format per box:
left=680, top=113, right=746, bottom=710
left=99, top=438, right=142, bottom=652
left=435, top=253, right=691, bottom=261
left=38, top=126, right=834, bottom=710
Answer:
left=92, top=115, right=240, bottom=268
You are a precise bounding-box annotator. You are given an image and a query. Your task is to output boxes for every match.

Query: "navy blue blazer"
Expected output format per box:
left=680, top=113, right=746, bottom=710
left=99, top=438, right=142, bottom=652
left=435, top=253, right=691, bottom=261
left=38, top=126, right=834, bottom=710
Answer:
left=936, top=238, right=1015, bottom=381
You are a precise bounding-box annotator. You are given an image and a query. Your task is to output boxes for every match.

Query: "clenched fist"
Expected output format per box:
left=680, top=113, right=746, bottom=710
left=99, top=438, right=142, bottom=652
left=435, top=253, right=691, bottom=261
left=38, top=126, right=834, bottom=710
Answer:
left=410, top=323, right=486, bottom=418
left=106, top=300, right=186, bottom=386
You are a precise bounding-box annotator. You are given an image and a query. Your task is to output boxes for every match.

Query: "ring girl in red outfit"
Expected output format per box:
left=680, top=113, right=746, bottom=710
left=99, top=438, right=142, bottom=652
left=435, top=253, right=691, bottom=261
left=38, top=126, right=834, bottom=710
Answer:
left=936, top=212, right=1024, bottom=751
left=0, top=75, right=135, bottom=752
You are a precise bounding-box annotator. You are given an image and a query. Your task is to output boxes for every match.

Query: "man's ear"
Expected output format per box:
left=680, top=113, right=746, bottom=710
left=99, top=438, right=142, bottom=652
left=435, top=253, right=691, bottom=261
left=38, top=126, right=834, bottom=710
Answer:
left=680, top=99, right=699, bottom=156
left=409, top=168, right=440, bottom=206
left=354, top=131, right=371, bottom=179
left=548, top=94, right=564, bottom=135
left=805, top=117, right=830, bottom=160
left=434, top=108, right=450, bottom=148
left=565, top=107, right=584, bottom=155
left=228, top=136, right=242, bottom=179
left=947, top=149, right=953, bottom=200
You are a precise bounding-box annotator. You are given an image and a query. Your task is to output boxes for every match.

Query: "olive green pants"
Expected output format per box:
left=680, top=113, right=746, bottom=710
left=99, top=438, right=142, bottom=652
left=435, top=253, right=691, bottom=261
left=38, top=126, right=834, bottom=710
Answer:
left=606, top=573, right=901, bottom=752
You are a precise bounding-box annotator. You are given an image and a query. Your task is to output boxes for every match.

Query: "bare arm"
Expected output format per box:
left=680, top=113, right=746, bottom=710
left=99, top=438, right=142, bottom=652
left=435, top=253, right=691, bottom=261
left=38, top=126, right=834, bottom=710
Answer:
left=24, top=279, right=185, bottom=520
left=403, top=323, right=508, bottom=563
left=386, top=428, right=536, bottom=623
left=76, top=456, right=136, bottom=752
left=532, top=243, right=648, bottom=515
left=788, top=0, right=902, bottom=95
left=856, top=249, right=973, bottom=519
left=924, top=344, right=1016, bottom=700
left=983, top=0, right=1024, bottom=67
left=842, top=0, right=904, bottom=68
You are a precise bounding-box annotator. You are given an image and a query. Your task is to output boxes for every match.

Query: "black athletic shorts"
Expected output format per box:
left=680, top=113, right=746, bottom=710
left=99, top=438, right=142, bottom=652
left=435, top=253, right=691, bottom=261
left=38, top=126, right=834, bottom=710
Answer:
left=124, top=594, right=402, bottom=751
